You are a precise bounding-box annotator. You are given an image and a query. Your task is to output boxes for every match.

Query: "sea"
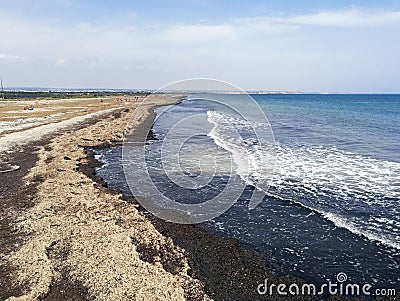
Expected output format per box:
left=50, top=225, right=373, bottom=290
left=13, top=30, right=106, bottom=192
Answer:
left=95, top=94, right=400, bottom=290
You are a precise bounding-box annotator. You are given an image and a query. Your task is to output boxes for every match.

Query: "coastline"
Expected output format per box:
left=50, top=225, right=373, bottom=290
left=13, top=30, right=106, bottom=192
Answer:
left=1, top=95, right=205, bottom=301
left=1, top=95, right=380, bottom=301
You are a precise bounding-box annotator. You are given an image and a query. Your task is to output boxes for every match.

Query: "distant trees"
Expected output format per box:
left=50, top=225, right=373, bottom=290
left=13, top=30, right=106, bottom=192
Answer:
left=0, top=76, right=4, bottom=100
left=0, top=90, right=150, bottom=100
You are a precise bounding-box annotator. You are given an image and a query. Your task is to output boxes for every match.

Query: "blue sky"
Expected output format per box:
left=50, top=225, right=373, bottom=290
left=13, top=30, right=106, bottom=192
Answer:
left=1, top=0, right=400, bottom=92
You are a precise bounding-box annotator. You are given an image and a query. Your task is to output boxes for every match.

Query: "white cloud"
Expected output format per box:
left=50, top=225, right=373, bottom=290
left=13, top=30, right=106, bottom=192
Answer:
left=0, top=53, right=26, bottom=61
left=55, top=58, right=67, bottom=66
left=225, top=8, right=400, bottom=37
left=288, top=8, right=400, bottom=27
left=246, top=8, right=400, bottom=28
left=164, top=24, right=235, bottom=43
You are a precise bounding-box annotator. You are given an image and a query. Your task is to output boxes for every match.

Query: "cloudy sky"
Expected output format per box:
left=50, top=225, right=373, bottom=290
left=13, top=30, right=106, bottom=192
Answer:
left=1, top=0, right=400, bottom=92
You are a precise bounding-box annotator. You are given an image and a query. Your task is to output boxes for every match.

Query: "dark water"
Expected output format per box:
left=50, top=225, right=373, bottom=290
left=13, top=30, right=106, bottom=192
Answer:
left=96, top=94, right=400, bottom=291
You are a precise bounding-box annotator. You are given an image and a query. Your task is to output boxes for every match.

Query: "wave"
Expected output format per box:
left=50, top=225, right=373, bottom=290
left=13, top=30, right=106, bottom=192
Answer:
left=207, top=110, right=275, bottom=186
left=207, top=110, right=400, bottom=251
left=266, top=191, right=400, bottom=251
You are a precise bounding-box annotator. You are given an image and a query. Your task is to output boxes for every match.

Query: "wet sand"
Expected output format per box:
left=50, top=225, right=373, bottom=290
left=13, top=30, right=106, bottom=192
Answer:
left=1, top=95, right=379, bottom=301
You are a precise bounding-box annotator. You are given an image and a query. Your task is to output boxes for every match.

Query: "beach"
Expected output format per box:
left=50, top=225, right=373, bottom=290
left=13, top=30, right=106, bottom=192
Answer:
left=2, top=1, right=399, bottom=299
left=0, top=95, right=302, bottom=301
left=95, top=93, right=400, bottom=300
left=1, top=94, right=398, bottom=301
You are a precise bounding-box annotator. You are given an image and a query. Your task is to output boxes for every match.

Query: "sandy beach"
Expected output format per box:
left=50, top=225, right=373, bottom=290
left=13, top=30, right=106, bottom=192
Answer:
left=0, top=95, right=306, bottom=301
left=2, top=95, right=395, bottom=301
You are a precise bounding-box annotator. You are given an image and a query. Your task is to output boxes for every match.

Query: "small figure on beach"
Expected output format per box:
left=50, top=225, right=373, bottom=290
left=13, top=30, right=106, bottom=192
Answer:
left=23, top=105, right=34, bottom=110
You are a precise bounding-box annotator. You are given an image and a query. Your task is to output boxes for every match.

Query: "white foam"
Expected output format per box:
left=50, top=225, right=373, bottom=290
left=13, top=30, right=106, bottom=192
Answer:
left=321, top=211, right=400, bottom=250
left=206, top=110, right=400, bottom=251
left=207, top=110, right=274, bottom=187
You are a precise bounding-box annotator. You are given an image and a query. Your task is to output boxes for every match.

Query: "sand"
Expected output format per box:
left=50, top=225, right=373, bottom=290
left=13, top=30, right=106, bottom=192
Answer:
left=0, top=98, right=116, bottom=134
left=0, top=107, right=125, bottom=153
left=0, top=95, right=212, bottom=301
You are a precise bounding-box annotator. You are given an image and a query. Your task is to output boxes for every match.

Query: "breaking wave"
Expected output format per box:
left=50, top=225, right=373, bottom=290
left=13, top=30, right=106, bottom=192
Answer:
left=207, top=110, right=400, bottom=250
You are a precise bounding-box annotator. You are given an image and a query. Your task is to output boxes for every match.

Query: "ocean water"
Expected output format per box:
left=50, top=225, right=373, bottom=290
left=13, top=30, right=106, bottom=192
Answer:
left=96, top=94, right=400, bottom=290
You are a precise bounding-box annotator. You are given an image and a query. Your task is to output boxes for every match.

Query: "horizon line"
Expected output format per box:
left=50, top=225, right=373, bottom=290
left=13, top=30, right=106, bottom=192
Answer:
left=3, top=87, right=400, bottom=95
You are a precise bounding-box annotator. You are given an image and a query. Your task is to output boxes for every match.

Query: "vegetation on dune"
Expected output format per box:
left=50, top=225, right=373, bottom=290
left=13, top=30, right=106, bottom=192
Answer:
left=0, top=90, right=151, bottom=100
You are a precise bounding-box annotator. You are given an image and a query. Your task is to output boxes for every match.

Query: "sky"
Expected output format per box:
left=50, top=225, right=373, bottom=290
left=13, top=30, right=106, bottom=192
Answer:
left=1, top=0, right=400, bottom=92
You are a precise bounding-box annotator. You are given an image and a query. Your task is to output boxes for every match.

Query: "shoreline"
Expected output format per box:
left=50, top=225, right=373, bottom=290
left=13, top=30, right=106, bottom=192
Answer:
left=1, top=94, right=380, bottom=301
left=85, top=112, right=299, bottom=300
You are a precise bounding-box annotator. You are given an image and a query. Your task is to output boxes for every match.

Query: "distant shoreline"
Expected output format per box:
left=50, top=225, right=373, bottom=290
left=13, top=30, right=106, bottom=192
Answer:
left=2, top=88, right=400, bottom=98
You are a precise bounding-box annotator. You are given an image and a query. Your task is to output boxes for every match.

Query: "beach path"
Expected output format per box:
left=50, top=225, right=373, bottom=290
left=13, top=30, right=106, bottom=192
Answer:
left=0, top=97, right=135, bottom=154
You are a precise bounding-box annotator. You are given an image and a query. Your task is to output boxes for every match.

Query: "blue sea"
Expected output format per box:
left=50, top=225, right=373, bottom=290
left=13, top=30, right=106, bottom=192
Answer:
left=96, top=94, right=400, bottom=290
